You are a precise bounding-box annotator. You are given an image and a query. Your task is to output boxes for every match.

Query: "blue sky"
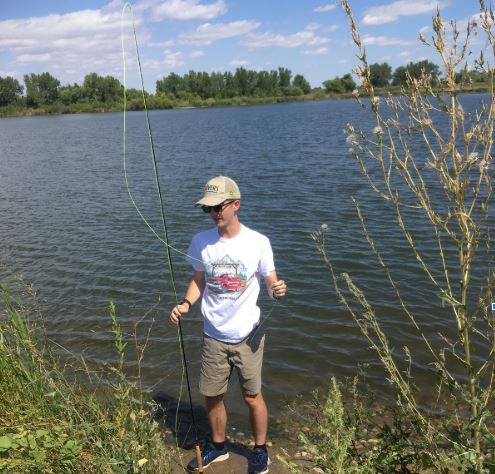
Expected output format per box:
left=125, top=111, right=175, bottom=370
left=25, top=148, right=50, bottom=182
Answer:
left=0, top=0, right=486, bottom=91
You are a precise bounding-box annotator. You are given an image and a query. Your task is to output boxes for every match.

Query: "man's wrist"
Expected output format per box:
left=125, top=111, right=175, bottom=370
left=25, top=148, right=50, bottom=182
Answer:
left=179, top=298, right=192, bottom=309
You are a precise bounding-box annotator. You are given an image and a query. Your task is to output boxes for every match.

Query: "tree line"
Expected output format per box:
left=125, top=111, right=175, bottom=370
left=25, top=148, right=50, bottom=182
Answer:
left=0, top=68, right=312, bottom=109
left=156, top=67, right=312, bottom=100
left=323, top=60, right=490, bottom=93
left=0, top=60, right=490, bottom=111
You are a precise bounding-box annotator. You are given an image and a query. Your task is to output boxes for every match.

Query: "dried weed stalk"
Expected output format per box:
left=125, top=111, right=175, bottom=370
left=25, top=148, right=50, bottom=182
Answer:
left=313, top=0, right=495, bottom=469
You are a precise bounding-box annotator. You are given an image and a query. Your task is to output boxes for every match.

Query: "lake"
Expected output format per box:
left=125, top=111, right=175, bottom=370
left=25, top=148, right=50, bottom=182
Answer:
left=0, top=96, right=491, bottom=430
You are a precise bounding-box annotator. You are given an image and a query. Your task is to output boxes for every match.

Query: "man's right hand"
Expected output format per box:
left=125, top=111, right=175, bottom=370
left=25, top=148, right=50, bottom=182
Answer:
left=170, top=302, right=190, bottom=325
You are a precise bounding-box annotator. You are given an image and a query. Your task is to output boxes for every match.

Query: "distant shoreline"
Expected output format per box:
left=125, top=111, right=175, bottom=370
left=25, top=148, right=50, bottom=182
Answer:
left=0, top=84, right=490, bottom=118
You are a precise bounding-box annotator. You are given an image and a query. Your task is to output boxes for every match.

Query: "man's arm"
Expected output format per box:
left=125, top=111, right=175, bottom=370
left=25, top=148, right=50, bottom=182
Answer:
left=170, top=271, right=205, bottom=324
left=264, top=271, right=287, bottom=300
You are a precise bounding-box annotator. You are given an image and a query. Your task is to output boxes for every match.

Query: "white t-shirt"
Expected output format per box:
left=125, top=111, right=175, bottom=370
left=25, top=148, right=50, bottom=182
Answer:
left=187, top=224, right=275, bottom=343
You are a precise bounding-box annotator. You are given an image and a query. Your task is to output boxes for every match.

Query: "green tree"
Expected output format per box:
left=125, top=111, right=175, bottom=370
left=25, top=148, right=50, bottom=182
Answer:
left=292, top=74, right=311, bottom=94
left=223, top=71, right=238, bottom=97
left=278, top=67, right=292, bottom=88
left=156, top=72, right=184, bottom=97
left=82, top=73, right=121, bottom=103
left=369, top=62, right=392, bottom=87
left=59, top=84, right=84, bottom=105
left=209, top=72, right=225, bottom=98
left=234, top=67, right=249, bottom=95
left=323, top=73, right=356, bottom=93
left=0, top=76, right=23, bottom=106
left=24, top=72, right=60, bottom=107
left=392, top=60, right=440, bottom=86
left=391, top=66, right=407, bottom=86
left=455, top=69, right=488, bottom=84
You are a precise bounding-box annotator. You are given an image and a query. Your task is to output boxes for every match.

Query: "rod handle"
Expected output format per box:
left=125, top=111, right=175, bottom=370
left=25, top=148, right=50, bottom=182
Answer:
left=195, top=445, right=203, bottom=473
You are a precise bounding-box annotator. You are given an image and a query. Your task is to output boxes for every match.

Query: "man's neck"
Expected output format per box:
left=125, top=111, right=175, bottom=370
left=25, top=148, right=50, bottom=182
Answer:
left=218, top=219, right=241, bottom=239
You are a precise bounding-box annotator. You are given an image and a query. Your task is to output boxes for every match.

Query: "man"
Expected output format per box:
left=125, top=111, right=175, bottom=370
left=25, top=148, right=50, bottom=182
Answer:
left=170, top=176, right=287, bottom=474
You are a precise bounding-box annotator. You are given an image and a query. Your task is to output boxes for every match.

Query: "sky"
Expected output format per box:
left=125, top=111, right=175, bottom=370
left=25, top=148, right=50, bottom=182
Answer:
left=0, top=0, right=488, bottom=92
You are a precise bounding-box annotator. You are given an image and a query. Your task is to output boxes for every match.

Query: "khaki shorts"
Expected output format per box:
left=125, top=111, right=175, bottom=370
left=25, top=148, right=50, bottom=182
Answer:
left=199, top=329, right=265, bottom=397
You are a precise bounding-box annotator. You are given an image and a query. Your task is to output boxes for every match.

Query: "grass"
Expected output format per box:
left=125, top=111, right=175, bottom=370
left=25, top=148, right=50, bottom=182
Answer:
left=0, top=279, right=174, bottom=473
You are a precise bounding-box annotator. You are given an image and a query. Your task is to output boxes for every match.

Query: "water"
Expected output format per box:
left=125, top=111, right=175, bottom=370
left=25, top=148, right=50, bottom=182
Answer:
left=0, top=97, right=492, bottom=428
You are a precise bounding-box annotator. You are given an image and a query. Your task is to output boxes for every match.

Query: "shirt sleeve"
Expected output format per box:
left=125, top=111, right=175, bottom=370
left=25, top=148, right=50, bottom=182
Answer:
left=258, top=236, right=275, bottom=277
left=186, top=236, right=205, bottom=272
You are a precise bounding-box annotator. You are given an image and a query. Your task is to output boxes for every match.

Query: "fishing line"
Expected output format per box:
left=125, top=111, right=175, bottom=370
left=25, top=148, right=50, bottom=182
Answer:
left=121, top=4, right=281, bottom=467
left=121, top=4, right=201, bottom=471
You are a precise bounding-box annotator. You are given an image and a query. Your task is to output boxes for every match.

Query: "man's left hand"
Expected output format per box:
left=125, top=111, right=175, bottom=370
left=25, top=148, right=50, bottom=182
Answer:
left=271, top=280, right=287, bottom=300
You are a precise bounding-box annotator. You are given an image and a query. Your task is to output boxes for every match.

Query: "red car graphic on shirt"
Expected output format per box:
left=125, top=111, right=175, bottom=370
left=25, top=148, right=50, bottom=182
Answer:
left=207, top=274, right=242, bottom=292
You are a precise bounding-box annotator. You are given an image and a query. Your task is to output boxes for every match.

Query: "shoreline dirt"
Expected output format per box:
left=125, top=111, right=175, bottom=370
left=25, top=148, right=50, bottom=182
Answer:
left=161, top=408, right=313, bottom=474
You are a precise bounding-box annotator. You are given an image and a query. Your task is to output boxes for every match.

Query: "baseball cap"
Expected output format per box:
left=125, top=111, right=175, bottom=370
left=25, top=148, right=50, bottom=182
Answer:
left=195, top=176, right=241, bottom=206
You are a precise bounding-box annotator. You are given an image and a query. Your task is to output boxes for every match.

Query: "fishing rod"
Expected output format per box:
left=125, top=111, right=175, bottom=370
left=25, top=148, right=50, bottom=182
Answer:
left=121, top=4, right=203, bottom=472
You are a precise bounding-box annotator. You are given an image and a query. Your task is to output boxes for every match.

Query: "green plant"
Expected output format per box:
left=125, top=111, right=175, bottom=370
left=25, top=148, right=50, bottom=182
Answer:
left=279, top=373, right=436, bottom=473
left=311, top=0, right=495, bottom=471
left=0, top=279, right=174, bottom=473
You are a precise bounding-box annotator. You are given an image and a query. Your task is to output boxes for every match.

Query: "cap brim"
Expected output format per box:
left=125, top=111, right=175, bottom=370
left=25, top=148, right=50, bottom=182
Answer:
left=194, top=196, right=225, bottom=207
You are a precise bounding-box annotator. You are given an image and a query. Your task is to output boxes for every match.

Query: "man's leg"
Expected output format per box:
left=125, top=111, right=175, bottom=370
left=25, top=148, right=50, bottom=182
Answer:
left=205, top=394, right=227, bottom=443
left=243, top=392, right=268, bottom=445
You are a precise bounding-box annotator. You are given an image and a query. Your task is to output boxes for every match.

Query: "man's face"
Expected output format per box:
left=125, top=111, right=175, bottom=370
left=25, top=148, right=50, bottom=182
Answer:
left=206, top=199, right=240, bottom=228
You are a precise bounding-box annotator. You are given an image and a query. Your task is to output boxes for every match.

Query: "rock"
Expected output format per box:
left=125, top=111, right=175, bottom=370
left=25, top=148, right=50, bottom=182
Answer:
left=301, top=451, right=309, bottom=457
left=266, top=441, right=273, bottom=447
left=237, top=432, right=245, bottom=437
left=312, top=468, right=325, bottom=474
left=367, top=438, right=378, bottom=445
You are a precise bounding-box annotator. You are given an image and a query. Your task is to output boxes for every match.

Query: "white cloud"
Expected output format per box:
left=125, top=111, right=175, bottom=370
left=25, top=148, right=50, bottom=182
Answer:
left=338, top=58, right=348, bottom=63
left=306, top=22, right=321, bottom=31
left=362, top=35, right=417, bottom=46
left=163, top=51, right=185, bottom=68
left=243, top=31, right=330, bottom=48
left=17, top=53, right=53, bottom=63
left=379, top=55, right=391, bottom=60
left=229, top=59, right=248, bottom=66
left=362, top=0, right=450, bottom=25
left=322, top=24, right=339, bottom=33
left=314, top=4, right=337, bottom=13
left=149, top=0, right=226, bottom=21
left=189, top=50, right=205, bottom=58
left=0, top=7, right=141, bottom=83
left=419, top=25, right=430, bottom=33
left=302, top=47, right=328, bottom=55
left=399, top=50, right=411, bottom=56
left=179, top=20, right=260, bottom=45
left=148, top=39, right=176, bottom=47
left=142, top=58, right=163, bottom=70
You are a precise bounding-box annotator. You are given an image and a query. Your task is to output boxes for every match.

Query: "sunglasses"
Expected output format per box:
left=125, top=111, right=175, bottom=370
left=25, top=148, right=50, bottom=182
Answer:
left=201, top=200, right=235, bottom=214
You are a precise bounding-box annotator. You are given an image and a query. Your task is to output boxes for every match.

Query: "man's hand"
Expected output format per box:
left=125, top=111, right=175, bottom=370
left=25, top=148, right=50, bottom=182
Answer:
left=170, top=302, right=190, bottom=325
left=271, top=280, right=287, bottom=300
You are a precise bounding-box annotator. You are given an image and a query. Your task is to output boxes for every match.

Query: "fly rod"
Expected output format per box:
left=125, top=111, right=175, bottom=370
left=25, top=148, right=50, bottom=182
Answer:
left=121, top=4, right=203, bottom=471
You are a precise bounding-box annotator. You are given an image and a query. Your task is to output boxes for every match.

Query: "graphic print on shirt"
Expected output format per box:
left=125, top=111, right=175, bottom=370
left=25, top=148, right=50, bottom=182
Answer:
left=205, top=254, right=248, bottom=297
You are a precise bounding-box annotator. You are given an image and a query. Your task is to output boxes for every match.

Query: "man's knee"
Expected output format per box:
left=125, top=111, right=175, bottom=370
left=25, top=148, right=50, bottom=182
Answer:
left=243, top=392, right=263, bottom=408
